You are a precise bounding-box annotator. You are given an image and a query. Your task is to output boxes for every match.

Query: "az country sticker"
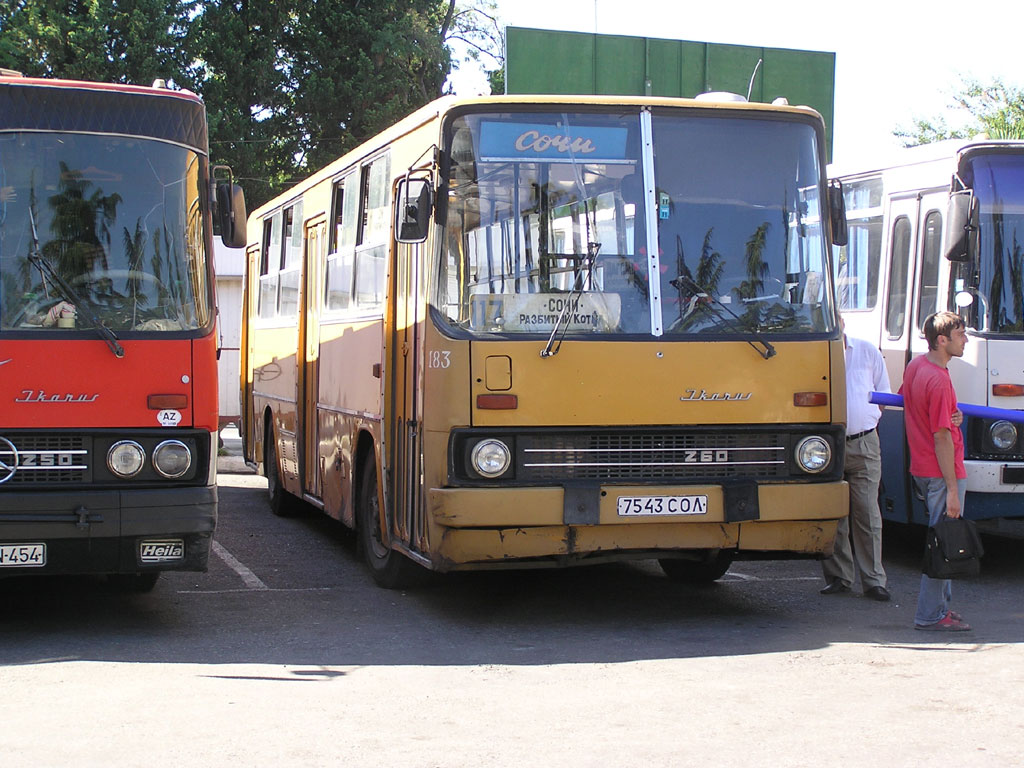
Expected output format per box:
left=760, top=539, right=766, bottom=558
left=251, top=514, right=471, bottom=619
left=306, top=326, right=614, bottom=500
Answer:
left=157, top=409, right=182, bottom=427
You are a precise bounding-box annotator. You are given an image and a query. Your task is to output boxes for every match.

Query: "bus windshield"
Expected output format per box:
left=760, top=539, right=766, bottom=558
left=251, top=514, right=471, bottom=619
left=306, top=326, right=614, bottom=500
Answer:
left=438, top=109, right=833, bottom=337
left=965, top=152, right=1024, bottom=334
left=0, top=131, right=209, bottom=333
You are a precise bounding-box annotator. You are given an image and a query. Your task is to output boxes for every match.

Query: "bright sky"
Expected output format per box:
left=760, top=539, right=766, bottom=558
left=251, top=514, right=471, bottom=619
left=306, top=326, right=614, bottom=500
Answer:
left=449, top=0, right=1024, bottom=166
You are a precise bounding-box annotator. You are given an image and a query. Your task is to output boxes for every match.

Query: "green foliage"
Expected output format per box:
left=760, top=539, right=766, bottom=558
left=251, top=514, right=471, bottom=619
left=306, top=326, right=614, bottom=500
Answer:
left=447, top=0, right=504, bottom=94
left=896, top=78, right=1024, bottom=146
left=286, top=1, right=453, bottom=176
left=0, top=0, right=467, bottom=209
left=190, top=1, right=299, bottom=208
left=0, top=0, right=195, bottom=86
left=487, top=65, right=505, bottom=95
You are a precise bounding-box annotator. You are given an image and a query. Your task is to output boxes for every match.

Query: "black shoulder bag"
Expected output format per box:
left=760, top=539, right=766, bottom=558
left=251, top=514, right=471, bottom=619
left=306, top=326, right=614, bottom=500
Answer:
left=923, top=516, right=984, bottom=579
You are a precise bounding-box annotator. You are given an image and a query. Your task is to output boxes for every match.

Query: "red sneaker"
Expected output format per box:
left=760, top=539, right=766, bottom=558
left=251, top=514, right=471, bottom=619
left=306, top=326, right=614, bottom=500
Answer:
left=915, top=613, right=971, bottom=631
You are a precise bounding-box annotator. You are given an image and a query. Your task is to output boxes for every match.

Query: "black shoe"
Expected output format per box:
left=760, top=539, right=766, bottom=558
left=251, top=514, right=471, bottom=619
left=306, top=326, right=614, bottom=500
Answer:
left=819, top=579, right=850, bottom=595
left=864, top=586, right=891, bottom=602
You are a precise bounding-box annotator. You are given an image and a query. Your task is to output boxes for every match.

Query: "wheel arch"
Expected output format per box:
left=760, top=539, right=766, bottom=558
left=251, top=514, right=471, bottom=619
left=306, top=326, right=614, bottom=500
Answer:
left=261, top=405, right=275, bottom=474
left=353, top=429, right=378, bottom=535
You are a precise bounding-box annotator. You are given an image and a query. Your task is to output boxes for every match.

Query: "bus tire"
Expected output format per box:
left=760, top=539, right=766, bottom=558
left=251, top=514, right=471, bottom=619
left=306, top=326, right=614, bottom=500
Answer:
left=265, top=424, right=301, bottom=517
left=658, top=550, right=734, bottom=583
left=357, top=456, right=425, bottom=589
left=107, top=572, right=160, bottom=593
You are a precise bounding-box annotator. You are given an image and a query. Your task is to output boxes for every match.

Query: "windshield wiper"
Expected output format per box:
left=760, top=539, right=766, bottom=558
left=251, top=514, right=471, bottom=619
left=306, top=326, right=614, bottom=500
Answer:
left=669, top=274, right=776, bottom=360
left=28, top=208, right=125, bottom=358
left=540, top=240, right=601, bottom=358
left=541, top=113, right=603, bottom=359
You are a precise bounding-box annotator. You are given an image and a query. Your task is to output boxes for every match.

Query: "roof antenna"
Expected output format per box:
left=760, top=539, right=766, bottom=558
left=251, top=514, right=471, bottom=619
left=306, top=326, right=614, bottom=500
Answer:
left=747, top=58, right=763, bottom=101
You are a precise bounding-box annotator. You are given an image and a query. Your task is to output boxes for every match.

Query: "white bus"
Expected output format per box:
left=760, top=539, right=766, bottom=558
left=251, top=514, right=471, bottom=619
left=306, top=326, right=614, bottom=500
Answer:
left=832, top=138, right=1024, bottom=534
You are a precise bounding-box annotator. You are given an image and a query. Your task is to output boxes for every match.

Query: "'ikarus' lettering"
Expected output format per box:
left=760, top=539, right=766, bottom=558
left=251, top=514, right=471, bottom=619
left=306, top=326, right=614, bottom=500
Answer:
left=15, top=389, right=100, bottom=404
left=679, top=389, right=753, bottom=402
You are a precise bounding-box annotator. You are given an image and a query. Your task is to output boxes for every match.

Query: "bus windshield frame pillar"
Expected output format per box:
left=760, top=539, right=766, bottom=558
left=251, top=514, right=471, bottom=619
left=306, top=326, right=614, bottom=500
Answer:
left=640, top=108, right=663, bottom=337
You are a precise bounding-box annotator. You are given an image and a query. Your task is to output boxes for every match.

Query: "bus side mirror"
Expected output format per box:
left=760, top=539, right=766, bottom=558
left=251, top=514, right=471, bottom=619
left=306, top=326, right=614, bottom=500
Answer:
left=945, top=190, right=978, bottom=263
left=216, top=181, right=248, bottom=248
left=828, top=179, right=848, bottom=247
left=395, top=177, right=433, bottom=244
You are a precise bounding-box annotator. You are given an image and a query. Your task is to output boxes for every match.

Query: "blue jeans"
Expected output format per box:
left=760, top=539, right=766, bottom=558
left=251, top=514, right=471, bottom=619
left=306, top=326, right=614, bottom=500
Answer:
left=913, top=476, right=967, bottom=626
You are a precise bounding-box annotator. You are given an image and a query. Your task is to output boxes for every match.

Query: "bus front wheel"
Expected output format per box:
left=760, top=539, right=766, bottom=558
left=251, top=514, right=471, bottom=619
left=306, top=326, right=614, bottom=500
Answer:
left=658, top=550, right=734, bottom=583
left=357, top=457, right=425, bottom=589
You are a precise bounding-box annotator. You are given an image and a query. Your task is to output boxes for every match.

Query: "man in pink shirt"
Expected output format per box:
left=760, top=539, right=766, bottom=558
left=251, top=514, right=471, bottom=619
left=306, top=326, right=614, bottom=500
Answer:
left=899, top=311, right=970, bottom=631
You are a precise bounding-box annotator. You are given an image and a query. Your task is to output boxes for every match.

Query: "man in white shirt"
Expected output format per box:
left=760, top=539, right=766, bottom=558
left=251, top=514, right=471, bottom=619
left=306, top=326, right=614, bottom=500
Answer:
left=820, top=319, right=892, bottom=601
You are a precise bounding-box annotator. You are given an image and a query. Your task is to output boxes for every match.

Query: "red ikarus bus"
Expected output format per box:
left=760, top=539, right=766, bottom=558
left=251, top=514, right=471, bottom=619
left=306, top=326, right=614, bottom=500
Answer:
left=0, top=72, right=245, bottom=590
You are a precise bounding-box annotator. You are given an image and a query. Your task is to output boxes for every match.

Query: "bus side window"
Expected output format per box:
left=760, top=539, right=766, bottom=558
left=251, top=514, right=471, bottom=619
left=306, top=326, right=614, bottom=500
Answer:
left=325, top=174, right=357, bottom=312
left=354, top=153, right=389, bottom=309
left=278, top=201, right=303, bottom=319
left=915, top=210, right=942, bottom=331
left=835, top=215, right=882, bottom=310
left=885, top=216, right=912, bottom=338
left=835, top=178, right=883, bottom=311
left=258, top=214, right=281, bottom=320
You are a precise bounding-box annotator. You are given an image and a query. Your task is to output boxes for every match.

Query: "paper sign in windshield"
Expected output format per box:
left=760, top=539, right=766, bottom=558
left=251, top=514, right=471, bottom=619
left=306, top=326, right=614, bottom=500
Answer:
left=471, top=293, right=621, bottom=332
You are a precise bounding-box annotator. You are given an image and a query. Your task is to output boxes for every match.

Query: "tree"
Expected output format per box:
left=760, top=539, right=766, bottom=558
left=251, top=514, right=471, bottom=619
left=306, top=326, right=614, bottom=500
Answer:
left=284, top=0, right=453, bottom=176
left=1, top=1, right=465, bottom=209
left=896, top=78, right=1024, bottom=146
left=0, top=0, right=195, bottom=87
left=190, top=1, right=300, bottom=208
left=445, top=0, right=504, bottom=94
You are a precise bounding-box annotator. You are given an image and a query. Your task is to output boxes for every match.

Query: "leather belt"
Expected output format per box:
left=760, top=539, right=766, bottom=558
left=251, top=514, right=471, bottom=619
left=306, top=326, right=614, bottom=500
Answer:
left=846, top=427, right=876, bottom=442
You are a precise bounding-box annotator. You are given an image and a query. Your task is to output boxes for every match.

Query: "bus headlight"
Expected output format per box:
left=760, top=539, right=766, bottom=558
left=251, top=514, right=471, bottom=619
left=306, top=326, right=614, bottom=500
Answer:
left=152, top=440, right=192, bottom=478
left=471, top=439, right=512, bottom=478
left=989, top=420, right=1018, bottom=451
left=795, top=436, right=831, bottom=473
left=108, top=440, right=145, bottom=478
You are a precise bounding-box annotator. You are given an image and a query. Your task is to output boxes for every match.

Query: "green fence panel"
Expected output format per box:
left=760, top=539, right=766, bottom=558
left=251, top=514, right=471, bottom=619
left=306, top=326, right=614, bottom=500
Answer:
left=505, top=27, right=835, bottom=159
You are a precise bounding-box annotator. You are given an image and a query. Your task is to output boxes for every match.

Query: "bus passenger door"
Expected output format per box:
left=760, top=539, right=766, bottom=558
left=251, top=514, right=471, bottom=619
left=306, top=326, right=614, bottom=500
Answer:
left=878, top=193, right=920, bottom=523
left=878, top=191, right=946, bottom=524
left=385, top=237, right=424, bottom=551
left=908, top=192, right=947, bottom=360
left=241, top=245, right=260, bottom=462
left=298, top=217, right=326, bottom=501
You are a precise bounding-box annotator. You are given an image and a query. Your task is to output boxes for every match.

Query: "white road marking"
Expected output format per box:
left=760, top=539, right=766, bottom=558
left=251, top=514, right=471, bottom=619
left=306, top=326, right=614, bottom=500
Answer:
left=212, top=540, right=269, bottom=591
left=176, top=587, right=333, bottom=595
left=723, top=573, right=821, bottom=582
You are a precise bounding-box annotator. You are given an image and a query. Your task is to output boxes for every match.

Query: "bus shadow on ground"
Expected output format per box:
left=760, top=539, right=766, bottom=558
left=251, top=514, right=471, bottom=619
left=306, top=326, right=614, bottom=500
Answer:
left=2, top=510, right=1022, bottom=668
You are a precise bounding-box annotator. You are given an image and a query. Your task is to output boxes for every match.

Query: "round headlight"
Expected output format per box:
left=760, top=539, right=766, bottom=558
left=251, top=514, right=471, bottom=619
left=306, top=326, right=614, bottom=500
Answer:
left=471, top=439, right=512, bottom=478
left=153, top=440, right=192, bottom=478
left=108, top=440, right=145, bottom=478
left=795, top=436, right=831, bottom=473
left=989, top=420, right=1018, bottom=451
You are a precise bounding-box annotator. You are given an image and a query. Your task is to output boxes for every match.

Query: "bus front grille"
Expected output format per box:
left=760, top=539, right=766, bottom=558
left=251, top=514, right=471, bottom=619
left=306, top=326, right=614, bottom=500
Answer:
left=0, top=435, right=89, bottom=485
left=517, top=431, right=788, bottom=482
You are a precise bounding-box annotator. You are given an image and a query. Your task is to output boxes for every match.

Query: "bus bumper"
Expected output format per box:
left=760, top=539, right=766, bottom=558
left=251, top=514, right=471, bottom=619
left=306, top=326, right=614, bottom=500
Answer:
left=0, top=485, right=216, bottom=576
left=428, top=482, right=846, bottom=568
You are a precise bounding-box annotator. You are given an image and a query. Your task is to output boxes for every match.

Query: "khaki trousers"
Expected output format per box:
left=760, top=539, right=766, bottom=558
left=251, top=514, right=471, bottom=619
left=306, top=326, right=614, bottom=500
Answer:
left=822, top=429, right=887, bottom=589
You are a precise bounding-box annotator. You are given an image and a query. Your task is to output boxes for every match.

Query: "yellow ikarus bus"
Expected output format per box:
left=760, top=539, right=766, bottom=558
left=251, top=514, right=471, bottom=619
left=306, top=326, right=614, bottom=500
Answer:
left=240, top=95, right=850, bottom=587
